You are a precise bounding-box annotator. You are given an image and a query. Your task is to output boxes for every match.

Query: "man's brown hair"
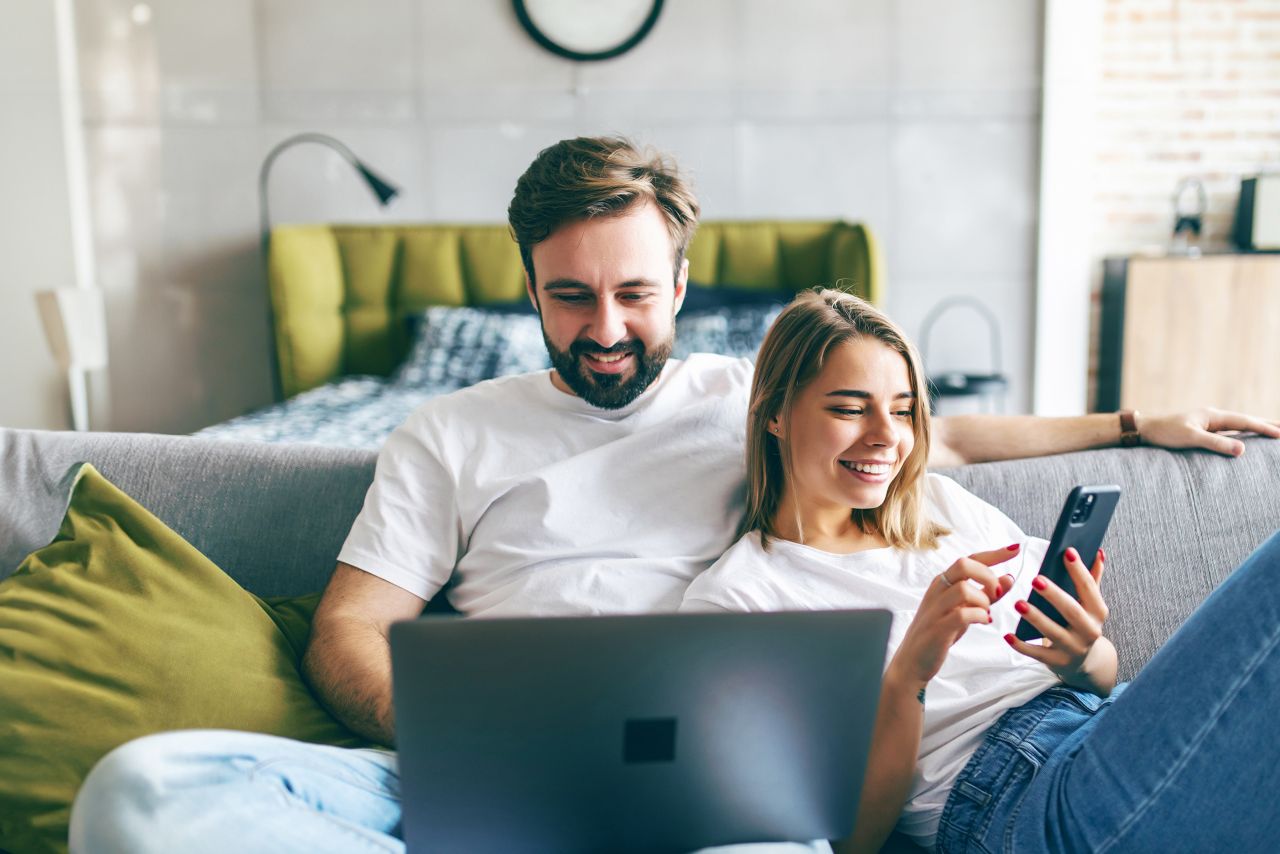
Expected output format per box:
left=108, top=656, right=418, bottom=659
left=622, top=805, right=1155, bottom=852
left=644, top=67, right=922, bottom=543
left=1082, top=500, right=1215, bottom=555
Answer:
left=507, top=136, right=700, bottom=287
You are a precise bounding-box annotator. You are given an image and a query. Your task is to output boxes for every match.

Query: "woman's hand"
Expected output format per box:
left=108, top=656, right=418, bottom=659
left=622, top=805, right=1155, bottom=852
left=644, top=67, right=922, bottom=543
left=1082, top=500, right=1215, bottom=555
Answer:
left=888, top=545, right=1020, bottom=690
left=1004, top=547, right=1119, bottom=697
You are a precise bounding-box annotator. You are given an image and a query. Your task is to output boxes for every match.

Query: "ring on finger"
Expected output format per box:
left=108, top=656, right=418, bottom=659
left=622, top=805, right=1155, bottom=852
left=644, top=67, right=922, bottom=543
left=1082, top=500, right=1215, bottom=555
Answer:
left=938, top=571, right=954, bottom=588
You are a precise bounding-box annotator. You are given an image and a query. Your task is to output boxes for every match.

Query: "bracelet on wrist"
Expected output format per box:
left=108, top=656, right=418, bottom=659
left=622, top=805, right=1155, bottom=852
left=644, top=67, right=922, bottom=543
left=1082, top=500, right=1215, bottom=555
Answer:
left=1119, top=409, right=1142, bottom=447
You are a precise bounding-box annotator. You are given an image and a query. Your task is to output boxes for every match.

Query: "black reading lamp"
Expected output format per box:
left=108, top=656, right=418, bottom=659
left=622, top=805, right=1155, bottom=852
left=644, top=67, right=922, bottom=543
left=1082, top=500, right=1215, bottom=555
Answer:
left=919, top=296, right=1009, bottom=414
left=257, top=132, right=401, bottom=399
left=257, top=132, right=401, bottom=256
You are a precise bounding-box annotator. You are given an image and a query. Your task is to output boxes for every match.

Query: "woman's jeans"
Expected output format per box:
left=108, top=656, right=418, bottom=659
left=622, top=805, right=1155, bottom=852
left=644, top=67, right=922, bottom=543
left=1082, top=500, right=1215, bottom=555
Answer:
left=937, top=530, right=1280, bottom=853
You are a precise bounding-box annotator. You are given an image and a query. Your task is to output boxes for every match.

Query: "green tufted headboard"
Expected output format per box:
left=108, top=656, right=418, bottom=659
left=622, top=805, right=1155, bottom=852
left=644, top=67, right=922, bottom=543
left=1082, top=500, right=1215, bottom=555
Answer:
left=268, top=220, right=883, bottom=400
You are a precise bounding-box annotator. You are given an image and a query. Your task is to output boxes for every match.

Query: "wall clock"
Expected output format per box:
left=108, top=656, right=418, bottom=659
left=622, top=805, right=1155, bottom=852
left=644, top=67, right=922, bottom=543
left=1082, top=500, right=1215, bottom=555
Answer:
left=513, top=0, right=665, bottom=62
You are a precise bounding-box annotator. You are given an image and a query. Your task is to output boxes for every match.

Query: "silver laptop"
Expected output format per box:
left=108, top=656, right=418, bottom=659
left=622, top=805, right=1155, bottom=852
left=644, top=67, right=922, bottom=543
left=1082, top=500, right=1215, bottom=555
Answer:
left=389, top=609, right=891, bottom=854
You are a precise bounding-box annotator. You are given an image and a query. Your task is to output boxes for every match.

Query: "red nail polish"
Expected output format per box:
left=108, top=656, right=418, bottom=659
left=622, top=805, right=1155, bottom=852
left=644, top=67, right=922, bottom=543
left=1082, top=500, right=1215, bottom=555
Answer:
left=1004, top=633, right=1017, bottom=646
left=1065, top=547, right=1079, bottom=562
left=1099, top=547, right=1107, bottom=563
left=1015, top=600, right=1029, bottom=614
left=987, top=611, right=993, bottom=623
left=1007, top=543, right=1020, bottom=551
left=1032, top=576, right=1047, bottom=591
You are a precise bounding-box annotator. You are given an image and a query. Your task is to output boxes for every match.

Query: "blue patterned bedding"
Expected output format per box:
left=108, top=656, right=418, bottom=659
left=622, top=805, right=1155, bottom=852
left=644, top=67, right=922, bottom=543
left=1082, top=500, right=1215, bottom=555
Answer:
left=197, top=296, right=785, bottom=449
left=194, top=376, right=442, bottom=450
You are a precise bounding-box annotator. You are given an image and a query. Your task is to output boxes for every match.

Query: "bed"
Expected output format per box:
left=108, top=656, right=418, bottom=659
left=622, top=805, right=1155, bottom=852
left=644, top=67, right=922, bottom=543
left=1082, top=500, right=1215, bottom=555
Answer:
left=196, top=220, right=883, bottom=449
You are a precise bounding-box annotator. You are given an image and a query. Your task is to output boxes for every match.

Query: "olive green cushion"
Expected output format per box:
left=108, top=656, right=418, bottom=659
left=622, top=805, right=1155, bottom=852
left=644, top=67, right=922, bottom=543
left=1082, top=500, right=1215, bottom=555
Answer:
left=0, top=464, right=364, bottom=854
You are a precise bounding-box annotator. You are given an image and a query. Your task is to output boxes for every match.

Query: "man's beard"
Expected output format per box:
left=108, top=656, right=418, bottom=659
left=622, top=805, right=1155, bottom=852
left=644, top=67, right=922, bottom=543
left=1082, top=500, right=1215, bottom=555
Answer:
left=543, top=330, right=674, bottom=410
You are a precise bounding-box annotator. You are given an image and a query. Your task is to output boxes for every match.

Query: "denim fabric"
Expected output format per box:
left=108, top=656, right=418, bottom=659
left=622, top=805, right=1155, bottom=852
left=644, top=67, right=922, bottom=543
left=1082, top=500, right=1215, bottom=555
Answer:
left=935, top=683, right=1126, bottom=854
left=936, top=529, right=1280, bottom=854
left=70, top=729, right=832, bottom=854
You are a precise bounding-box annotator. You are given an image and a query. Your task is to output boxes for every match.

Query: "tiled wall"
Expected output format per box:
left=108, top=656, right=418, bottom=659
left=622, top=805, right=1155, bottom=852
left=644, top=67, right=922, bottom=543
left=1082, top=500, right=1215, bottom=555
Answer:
left=74, top=0, right=1044, bottom=432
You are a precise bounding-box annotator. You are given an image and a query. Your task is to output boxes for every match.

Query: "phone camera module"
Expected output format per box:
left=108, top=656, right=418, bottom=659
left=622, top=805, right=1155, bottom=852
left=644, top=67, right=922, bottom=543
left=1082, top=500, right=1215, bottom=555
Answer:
left=1070, top=497, right=1094, bottom=525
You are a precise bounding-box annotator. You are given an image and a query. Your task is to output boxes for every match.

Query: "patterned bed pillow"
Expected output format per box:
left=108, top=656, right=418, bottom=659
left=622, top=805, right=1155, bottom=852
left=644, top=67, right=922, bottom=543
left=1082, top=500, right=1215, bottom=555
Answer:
left=674, top=303, right=785, bottom=361
left=194, top=376, right=425, bottom=449
left=394, top=306, right=550, bottom=390
left=195, top=303, right=789, bottom=450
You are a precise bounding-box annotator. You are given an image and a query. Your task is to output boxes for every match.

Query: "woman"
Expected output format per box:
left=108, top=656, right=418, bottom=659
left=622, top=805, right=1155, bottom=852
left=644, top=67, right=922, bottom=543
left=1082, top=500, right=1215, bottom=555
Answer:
left=681, top=289, right=1280, bottom=853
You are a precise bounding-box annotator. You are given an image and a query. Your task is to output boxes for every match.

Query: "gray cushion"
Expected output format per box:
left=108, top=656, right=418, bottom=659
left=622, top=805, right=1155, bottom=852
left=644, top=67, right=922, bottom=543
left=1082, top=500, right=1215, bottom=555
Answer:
left=0, top=429, right=376, bottom=597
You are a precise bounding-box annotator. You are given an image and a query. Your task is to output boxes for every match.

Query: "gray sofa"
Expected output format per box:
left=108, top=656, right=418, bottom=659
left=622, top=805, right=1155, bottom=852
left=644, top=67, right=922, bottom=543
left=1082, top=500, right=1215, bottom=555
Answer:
left=2, top=427, right=1279, bottom=850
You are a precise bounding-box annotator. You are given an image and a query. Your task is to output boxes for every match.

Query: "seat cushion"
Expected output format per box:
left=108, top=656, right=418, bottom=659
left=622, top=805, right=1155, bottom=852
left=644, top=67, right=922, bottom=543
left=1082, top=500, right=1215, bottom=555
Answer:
left=0, top=463, right=367, bottom=854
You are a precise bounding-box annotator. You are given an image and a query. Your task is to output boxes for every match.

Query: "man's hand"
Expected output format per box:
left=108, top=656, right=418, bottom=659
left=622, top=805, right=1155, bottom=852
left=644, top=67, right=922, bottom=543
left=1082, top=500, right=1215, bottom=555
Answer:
left=1137, top=408, right=1280, bottom=457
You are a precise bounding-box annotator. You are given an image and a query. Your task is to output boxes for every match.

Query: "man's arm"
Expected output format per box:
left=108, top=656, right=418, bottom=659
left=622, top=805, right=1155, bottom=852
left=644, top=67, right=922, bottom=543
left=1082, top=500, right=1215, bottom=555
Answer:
left=302, top=562, right=427, bottom=747
left=930, top=408, right=1280, bottom=467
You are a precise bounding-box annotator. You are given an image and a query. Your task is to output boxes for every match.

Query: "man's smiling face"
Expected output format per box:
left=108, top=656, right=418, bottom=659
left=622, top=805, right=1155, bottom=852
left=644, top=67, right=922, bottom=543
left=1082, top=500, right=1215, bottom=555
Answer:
left=528, top=200, right=688, bottom=409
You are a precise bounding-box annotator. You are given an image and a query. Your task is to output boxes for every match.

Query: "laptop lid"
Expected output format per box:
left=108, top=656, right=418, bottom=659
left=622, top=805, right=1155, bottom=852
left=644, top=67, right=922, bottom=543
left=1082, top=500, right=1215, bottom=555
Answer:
left=390, top=609, right=891, bottom=854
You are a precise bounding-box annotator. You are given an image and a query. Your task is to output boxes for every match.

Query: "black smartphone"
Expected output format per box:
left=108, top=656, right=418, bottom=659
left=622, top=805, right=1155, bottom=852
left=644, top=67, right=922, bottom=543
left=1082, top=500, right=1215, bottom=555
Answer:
left=1015, top=485, right=1122, bottom=642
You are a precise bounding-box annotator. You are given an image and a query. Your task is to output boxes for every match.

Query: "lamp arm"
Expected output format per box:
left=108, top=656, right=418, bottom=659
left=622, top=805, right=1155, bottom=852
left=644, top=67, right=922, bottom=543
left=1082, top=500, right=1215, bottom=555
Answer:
left=258, top=132, right=371, bottom=256
left=257, top=132, right=400, bottom=403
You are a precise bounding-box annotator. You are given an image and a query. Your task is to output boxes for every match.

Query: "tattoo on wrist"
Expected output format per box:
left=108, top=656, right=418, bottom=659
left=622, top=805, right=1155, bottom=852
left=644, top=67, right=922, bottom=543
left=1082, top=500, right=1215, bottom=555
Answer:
left=916, top=686, right=926, bottom=705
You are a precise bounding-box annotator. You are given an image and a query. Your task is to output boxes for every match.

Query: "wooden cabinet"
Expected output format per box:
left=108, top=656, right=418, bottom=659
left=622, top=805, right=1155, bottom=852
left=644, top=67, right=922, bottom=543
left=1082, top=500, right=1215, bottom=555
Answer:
left=1097, top=254, right=1280, bottom=418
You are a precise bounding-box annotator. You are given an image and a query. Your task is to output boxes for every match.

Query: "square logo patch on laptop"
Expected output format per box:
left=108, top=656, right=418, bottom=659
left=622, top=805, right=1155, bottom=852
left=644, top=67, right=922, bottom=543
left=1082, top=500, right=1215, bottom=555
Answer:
left=623, top=717, right=677, bottom=763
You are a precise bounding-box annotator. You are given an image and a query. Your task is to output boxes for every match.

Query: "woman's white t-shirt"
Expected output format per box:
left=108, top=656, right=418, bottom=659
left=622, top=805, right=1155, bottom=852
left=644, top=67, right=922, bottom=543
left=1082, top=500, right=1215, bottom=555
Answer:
left=681, top=474, right=1061, bottom=850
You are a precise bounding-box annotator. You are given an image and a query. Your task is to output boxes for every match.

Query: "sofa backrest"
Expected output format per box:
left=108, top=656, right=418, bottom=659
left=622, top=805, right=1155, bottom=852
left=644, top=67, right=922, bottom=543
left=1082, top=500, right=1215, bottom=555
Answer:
left=0, top=429, right=375, bottom=599
left=268, top=220, right=883, bottom=398
left=943, top=439, right=1280, bottom=679
left=3, top=428, right=1276, bottom=679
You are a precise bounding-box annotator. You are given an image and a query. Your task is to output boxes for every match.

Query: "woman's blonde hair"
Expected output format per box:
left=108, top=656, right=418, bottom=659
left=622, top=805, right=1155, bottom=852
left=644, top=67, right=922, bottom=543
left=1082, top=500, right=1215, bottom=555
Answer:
left=741, top=288, right=947, bottom=551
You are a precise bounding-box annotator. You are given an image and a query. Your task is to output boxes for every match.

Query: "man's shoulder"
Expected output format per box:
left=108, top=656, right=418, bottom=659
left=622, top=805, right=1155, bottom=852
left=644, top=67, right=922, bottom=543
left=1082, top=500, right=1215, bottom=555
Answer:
left=386, top=372, right=552, bottom=452
left=412, top=371, right=549, bottom=417
left=669, top=353, right=754, bottom=392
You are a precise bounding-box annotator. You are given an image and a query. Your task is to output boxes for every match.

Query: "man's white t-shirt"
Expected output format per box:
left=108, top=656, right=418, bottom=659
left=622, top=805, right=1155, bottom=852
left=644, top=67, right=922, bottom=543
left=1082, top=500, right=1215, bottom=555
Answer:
left=681, top=474, right=1061, bottom=851
left=339, top=354, right=754, bottom=618
left=342, top=353, right=834, bottom=854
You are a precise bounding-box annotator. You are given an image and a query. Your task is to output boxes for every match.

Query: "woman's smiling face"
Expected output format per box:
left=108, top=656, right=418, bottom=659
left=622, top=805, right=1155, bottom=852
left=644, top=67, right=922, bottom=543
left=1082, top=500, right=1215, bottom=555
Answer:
left=772, top=336, right=918, bottom=519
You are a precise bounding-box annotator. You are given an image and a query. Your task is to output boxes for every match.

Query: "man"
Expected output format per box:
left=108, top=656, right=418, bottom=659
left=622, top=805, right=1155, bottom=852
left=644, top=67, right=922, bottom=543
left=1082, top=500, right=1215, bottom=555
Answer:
left=70, top=137, right=1278, bottom=853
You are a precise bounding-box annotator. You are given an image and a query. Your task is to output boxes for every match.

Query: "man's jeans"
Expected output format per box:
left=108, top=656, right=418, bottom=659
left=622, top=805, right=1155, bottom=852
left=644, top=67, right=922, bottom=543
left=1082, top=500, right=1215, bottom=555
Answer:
left=68, top=730, right=829, bottom=854
left=938, top=530, right=1280, bottom=853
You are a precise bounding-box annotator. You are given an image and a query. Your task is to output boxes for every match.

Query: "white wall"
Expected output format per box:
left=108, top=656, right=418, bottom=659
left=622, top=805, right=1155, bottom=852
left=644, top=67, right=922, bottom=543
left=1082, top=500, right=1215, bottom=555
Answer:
left=1035, top=0, right=1101, bottom=416
left=0, top=1, right=77, bottom=430
left=58, top=0, right=1044, bottom=432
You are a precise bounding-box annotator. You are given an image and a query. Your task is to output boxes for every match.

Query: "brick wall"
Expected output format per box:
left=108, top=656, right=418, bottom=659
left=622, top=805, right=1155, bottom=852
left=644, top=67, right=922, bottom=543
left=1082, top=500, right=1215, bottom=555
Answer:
left=1087, top=0, right=1280, bottom=405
